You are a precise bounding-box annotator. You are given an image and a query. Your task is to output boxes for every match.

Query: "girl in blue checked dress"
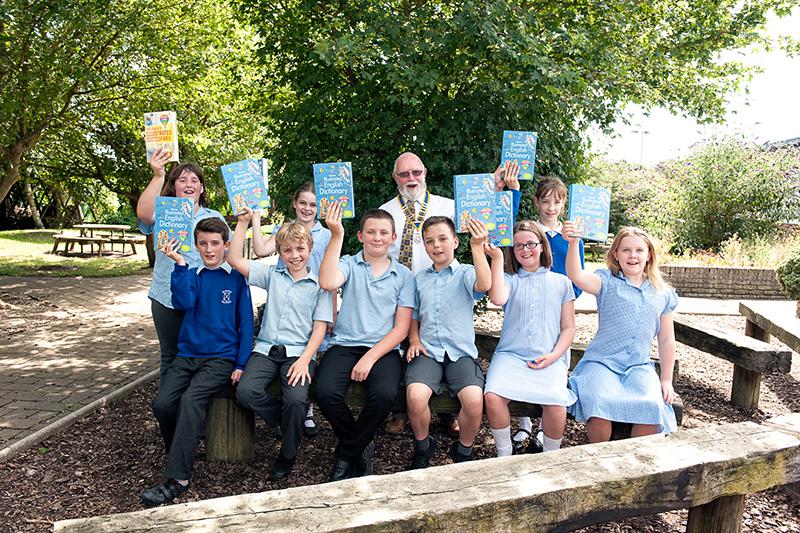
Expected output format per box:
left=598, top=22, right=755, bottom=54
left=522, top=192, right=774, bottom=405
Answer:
left=484, top=221, right=577, bottom=457
left=563, top=224, right=678, bottom=443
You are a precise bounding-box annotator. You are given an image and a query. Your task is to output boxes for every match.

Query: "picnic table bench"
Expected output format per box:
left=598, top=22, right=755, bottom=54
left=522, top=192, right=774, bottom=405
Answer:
left=52, top=224, right=145, bottom=255
left=51, top=234, right=110, bottom=256
left=54, top=413, right=800, bottom=533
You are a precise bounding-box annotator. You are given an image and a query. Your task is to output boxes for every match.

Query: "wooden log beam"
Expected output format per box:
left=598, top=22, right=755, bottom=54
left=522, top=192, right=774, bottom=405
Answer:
left=739, top=301, right=800, bottom=353
left=54, top=414, right=800, bottom=533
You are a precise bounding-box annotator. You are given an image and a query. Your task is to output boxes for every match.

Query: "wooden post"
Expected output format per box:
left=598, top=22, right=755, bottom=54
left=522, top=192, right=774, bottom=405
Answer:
left=686, top=495, right=745, bottom=533
left=730, top=365, right=761, bottom=409
left=205, top=385, right=255, bottom=463
left=744, top=319, right=770, bottom=343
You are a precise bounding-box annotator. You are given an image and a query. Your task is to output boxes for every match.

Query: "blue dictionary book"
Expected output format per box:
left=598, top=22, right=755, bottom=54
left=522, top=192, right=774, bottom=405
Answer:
left=500, top=130, right=537, bottom=181
left=154, top=196, right=194, bottom=252
left=221, top=158, right=270, bottom=215
left=490, top=191, right=514, bottom=247
left=313, top=162, right=355, bottom=219
left=567, top=184, right=611, bottom=242
left=454, top=173, right=497, bottom=233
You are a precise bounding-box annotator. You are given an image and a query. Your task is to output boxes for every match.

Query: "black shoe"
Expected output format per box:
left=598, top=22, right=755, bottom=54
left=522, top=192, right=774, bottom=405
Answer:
left=449, top=441, right=474, bottom=463
left=526, top=430, right=544, bottom=454
left=139, top=479, right=189, bottom=507
left=270, top=453, right=295, bottom=482
left=356, top=440, right=375, bottom=477
left=329, top=456, right=355, bottom=482
left=511, top=428, right=531, bottom=455
left=409, top=435, right=437, bottom=469
left=304, top=413, right=319, bottom=438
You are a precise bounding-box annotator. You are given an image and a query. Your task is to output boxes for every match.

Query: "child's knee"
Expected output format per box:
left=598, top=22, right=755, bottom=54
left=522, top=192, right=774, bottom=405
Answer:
left=406, top=384, right=432, bottom=411
left=235, top=381, right=258, bottom=407
left=152, top=395, right=177, bottom=418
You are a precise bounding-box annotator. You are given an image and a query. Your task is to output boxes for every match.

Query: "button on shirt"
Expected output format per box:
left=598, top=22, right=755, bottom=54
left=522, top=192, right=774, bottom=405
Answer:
left=379, top=193, right=455, bottom=274
left=249, top=262, right=333, bottom=358
left=583, top=269, right=678, bottom=372
left=331, top=252, right=415, bottom=347
left=138, top=206, right=227, bottom=308
left=494, top=267, right=575, bottom=364
left=413, top=260, right=483, bottom=362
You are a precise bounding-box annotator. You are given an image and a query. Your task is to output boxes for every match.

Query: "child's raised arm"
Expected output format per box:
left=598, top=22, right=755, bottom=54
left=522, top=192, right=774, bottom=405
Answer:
left=656, top=313, right=677, bottom=404
left=250, top=209, right=278, bottom=258
left=137, top=148, right=172, bottom=225
left=319, top=201, right=346, bottom=291
left=563, top=221, right=601, bottom=295
left=468, top=219, right=492, bottom=293
left=229, top=208, right=252, bottom=278
left=486, top=245, right=508, bottom=306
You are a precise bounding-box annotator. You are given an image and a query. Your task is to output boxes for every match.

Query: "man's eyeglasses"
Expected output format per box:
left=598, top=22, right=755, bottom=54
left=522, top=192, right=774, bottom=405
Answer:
left=394, top=169, right=425, bottom=179
left=513, top=241, right=541, bottom=251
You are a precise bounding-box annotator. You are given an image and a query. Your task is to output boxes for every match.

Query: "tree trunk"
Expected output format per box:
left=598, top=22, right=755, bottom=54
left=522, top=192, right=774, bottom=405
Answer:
left=0, top=147, right=23, bottom=205
left=22, top=178, right=45, bottom=229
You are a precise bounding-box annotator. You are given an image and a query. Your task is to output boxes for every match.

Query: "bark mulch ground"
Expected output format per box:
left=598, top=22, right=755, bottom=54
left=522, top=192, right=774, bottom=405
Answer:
left=0, top=313, right=798, bottom=532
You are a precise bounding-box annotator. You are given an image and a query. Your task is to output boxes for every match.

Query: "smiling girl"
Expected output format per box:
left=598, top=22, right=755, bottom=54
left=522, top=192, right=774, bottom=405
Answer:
left=563, top=224, right=678, bottom=443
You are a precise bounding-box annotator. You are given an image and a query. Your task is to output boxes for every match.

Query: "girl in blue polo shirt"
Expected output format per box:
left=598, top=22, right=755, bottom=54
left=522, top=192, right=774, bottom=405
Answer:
left=484, top=221, right=577, bottom=457
left=563, top=224, right=678, bottom=443
left=136, top=147, right=227, bottom=379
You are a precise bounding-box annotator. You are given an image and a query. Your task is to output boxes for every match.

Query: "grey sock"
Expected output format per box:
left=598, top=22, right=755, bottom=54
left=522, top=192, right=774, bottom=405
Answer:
left=457, top=442, right=473, bottom=456
left=415, top=437, right=430, bottom=452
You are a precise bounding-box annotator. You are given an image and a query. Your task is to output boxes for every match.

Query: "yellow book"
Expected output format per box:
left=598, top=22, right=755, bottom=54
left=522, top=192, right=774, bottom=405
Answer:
left=144, top=111, right=179, bottom=162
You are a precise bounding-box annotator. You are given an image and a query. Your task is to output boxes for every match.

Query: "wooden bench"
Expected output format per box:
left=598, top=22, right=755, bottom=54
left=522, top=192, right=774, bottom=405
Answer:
left=53, top=413, right=800, bottom=533
left=104, top=234, right=146, bottom=254
left=583, top=233, right=614, bottom=258
left=51, top=234, right=110, bottom=256
left=673, top=313, right=791, bottom=409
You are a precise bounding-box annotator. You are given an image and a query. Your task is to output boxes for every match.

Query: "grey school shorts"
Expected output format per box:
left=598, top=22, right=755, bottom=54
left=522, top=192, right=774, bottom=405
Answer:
left=405, top=354, right=485, bottom=397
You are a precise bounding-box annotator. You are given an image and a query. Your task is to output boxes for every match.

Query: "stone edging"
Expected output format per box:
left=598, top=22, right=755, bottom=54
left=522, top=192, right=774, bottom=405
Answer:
left=0, top=369, right=159, bottom=463
left=662, top=265, right=787, bottom=300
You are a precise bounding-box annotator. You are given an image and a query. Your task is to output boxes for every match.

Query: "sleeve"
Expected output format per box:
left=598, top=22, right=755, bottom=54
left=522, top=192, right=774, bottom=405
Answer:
left=170, top=264, right=199, bottom=310
left=312, top=289, right=334, bottom=323
left=663, top=288, right=678, bottom=315
left=235, top=275, right=255, bottom=370
left=397, top=269, right=416, bottom=308
left=247, top=261, right=273, bottom=289
left=560, top=274, right=576, bottom=304
left=138, top=219, right=154, bottom=236
left=462, top=265, right=482, bottom=300
left=511, top=189, right=521, bottom=217
left=412, top=275, right=421, bottom=320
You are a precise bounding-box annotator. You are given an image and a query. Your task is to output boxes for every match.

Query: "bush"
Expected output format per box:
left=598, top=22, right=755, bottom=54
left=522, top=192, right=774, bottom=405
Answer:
left=662, top=137, right=800, bottom=253
left=777, top=248, right=800, bottom=300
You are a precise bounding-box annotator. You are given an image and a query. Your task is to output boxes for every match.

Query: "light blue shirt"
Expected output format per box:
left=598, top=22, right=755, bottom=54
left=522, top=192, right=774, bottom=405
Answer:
left=494, top=267, right=575, bottom=364
left=413, top=260, right=483, bottom=362
left=274, top=221, right=332, bottom=275
left=331, top=251, right=415, bottom=347
left=582, top=269, right=678, bottom=373
left=249, top=262, right=333, bottom=358
left=138, top=206, right=227, bottom=308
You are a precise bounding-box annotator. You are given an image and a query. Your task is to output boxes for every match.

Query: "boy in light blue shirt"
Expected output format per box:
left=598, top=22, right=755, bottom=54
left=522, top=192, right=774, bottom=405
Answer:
left=228, top=208, right=332, bottom=482
left=405, top=216, right=492, bottom=468
left=316, top=202, right=415, bottom=481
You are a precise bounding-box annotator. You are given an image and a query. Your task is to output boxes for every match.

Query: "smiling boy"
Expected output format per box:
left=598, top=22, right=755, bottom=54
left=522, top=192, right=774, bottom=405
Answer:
left=141, top=217, right=253, bottom=506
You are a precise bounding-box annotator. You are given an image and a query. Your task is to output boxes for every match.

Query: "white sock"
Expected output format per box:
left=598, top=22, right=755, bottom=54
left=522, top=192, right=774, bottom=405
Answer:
left=542, top=435, right=562, bottom=452
left=304, top=405, right=315, bottom=428
left=491, top=426, right=513, bottom=457
left=513, top=417, right=533, bottom=442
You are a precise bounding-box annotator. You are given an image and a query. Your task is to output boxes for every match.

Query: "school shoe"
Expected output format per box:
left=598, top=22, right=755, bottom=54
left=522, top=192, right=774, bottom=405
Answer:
left=527, top=430, right=544, bottom=454
left=409, top=435, right=437, bottom=469
left=139, top=479, right=189, bottom=507
left=329, top=456, right=355, bottom=482
left=270, top=453, right=295, bottom=482
left=356, top=440, right=375, bottom=477
left=449, top=441, right=474, bottom=463
left=304, top=412, right=319, bottom=438
left=511, top=428, right=531, bottom=455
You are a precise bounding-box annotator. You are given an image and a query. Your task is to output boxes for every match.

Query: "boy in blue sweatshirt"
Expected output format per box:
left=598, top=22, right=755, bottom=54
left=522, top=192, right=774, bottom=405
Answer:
left=140, top=217, right=254, bottom=507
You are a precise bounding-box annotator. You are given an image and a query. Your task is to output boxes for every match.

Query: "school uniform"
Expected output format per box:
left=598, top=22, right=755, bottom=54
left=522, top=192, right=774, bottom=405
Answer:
left=405, top=260, right=485, bottom=395
left=235, top=262, right=332, bottom=460
left=315, top=252, right=415, bottom=463
left=485, top=267, right=577, bottom=407
left=568, top=269, right=678, bottom=433
left=138, top=207, right=227, bottom=377
left=535, top=221, right=585, bottom=298
left=152, top=262, right=253, bottom=481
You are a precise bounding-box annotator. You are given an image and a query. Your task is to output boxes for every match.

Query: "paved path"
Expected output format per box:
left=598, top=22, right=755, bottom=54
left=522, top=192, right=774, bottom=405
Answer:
left=0, top=274, right=159, bottom=454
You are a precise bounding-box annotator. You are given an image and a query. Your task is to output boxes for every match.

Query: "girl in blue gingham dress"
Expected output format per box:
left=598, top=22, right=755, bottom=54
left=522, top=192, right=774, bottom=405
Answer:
left=562, top=224, right=678, bottom=443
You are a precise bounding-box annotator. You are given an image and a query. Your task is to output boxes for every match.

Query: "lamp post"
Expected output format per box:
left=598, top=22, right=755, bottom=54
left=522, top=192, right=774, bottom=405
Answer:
left=631, top=128, right=650, bottom=167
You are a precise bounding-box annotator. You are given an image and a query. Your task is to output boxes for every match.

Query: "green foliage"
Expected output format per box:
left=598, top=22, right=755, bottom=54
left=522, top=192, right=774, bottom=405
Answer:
left=777, top=247, right=800, bottom=300
left=662, top=138, right=800, bottom=252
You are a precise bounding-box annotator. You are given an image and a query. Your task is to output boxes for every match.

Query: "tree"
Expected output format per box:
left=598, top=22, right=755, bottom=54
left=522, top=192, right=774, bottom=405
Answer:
left=238, top=0, right=798, bottom=238
left=0, top=0, right=264, bottom=205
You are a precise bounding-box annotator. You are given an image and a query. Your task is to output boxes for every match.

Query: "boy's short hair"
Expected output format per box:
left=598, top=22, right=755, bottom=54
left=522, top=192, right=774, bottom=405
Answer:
left=421, top=216, right=456, bottom=237
left=194, top=217, right=230, bottom=241
left=275, top=222, right=313, bottom=252
left=535, top=176, right=568, bottom=200
left=359, top=208, right=396, bottom=233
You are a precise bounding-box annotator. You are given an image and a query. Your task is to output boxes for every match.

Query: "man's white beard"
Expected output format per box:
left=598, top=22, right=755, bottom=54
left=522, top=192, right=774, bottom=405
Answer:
left=399, top=183, right=427, bottom=202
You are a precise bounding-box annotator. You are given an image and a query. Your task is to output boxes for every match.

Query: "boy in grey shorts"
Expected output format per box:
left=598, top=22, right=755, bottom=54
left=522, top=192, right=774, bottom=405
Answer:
left=405, top=216, right=493, bottom=468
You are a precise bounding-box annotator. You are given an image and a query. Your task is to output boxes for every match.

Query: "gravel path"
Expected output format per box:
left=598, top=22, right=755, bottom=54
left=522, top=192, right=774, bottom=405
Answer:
left=0, top=311, right=799, bottom=532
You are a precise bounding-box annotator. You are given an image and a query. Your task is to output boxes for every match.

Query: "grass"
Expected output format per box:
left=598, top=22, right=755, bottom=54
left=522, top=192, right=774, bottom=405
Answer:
left=0, top=229, right=150, bottom=277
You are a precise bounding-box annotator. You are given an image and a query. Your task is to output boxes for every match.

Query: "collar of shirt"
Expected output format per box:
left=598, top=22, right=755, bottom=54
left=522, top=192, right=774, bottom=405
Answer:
left=274, top=263, right=318, bottom=283
left=425, top=258, right=460, bottom=275
left=614, top=269, right=652, bottom=291
left=535, top=220, right=562, bottom=236
left=355, top=250, right=399, bottom=277
left=517, top=266, right=548, bottom=277
left=196, top=261, right=233, bottom=275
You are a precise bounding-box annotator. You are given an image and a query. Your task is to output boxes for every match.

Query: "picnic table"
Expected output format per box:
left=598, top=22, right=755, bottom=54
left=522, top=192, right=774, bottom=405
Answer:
left=52, top=224, right=145, bottom=255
